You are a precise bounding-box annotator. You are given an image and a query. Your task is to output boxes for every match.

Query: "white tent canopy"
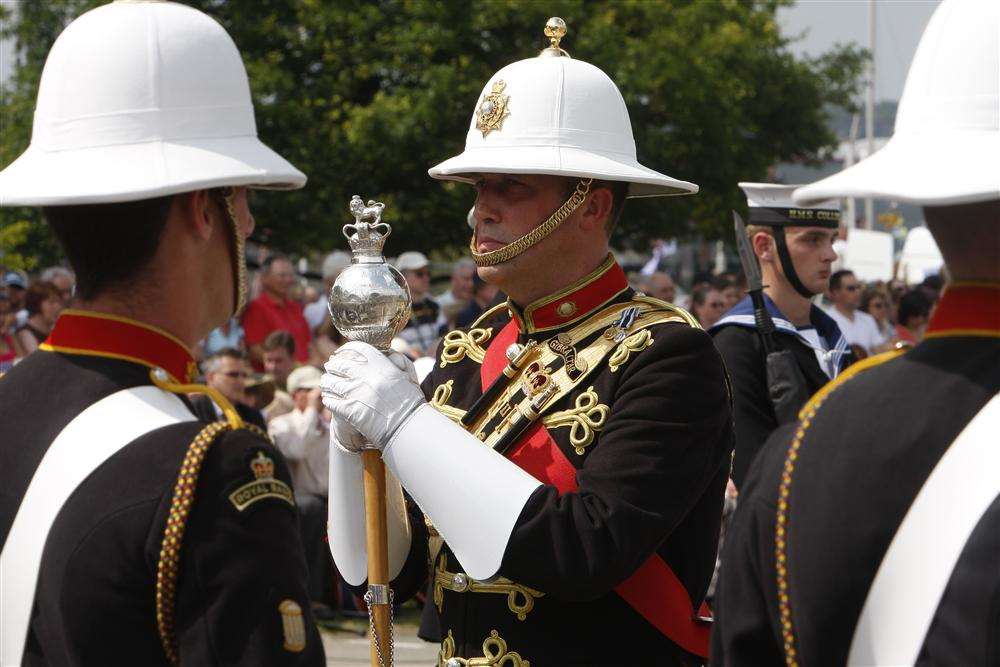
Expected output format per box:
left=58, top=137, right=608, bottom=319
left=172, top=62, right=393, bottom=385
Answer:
left=896, top=226, right=943, bottom=284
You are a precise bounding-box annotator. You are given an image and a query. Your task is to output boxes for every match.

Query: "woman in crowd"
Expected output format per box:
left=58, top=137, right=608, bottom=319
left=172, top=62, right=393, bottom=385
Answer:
left=860, top=286, right=896, bottom=342
left=690, top=283, right=727, bottom=330
left=15, top=281, right=63, bottom=354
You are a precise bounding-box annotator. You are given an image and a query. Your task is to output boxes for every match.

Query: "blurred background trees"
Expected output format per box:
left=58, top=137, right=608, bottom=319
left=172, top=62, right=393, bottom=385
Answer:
left=0, top=0, right=864, bottom=269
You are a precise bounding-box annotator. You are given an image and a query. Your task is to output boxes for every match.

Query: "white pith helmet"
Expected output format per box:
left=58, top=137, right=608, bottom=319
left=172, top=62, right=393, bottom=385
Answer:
left=0, top=0, right=306, bottom=207
left=795, top=0, right=998, bottom=207
left=428, top=18, right=697, bottom=199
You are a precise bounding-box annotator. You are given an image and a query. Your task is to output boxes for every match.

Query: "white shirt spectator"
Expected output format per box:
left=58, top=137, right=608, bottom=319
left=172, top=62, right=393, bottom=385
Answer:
left=268, top=406, right=329, bottom=497
left=823, top=306, right=886, bottom=356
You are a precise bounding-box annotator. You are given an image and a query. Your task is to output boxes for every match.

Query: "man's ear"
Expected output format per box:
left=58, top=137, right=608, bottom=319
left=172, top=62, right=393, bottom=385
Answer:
left=578, top=186, right=614, bottom=233
left=752, top=231, right=774, bottom=262
left=174, top=190, right=216, bottom=242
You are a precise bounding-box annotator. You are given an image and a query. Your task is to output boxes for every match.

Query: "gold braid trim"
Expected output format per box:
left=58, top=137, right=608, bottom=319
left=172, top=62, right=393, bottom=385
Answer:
left=776, top=349, right=904, bottom=666
left=156, top=421, right=233, bottom=664
left=439, top=629, right=530, bottom=666
left=470, top=178, right=592, bottom=267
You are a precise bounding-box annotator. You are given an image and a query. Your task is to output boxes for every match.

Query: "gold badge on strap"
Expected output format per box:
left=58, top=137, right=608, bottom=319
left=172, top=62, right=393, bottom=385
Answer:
left=476, top=80, right=511, bottom=137
left=278, top=599, right=307, bottom=652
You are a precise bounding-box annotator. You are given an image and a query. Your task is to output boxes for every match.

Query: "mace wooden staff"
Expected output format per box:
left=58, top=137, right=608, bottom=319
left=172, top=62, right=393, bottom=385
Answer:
left=328, top=196, right=412, bottom=667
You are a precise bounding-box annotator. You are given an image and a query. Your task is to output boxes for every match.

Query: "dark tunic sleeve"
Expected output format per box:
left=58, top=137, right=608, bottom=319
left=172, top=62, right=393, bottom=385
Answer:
left=165, top=427, right=326, bottom=665
left=499, top=325, right=733, bottom=601
left=711, top=325, right=776, bottom=489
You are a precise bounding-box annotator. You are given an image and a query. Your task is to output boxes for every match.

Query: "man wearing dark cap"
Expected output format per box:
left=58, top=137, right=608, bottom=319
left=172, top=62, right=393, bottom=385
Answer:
left=710, top=183, right=849, bottom=488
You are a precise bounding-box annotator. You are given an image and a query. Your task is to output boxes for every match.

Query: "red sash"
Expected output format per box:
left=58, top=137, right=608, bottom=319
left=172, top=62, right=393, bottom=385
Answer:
left=482, top=320, right=711, bottom=657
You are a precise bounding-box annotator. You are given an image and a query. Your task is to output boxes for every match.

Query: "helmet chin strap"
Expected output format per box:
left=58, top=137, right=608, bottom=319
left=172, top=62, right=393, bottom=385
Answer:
left=772, top=226, right=817, bottom=299
left=470, top=178, right=592, bottom=267
left=214, top=187, right=248, bottom=317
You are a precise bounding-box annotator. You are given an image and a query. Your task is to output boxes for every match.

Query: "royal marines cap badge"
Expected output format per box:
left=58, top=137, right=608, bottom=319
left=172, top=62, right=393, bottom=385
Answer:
left=475, top=80, right=511, bottom=137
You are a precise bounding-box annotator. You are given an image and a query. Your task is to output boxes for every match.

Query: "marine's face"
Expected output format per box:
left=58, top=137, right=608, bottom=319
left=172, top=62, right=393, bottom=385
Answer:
left=784, top=227, right=839, bottom=296
left=471, top=173, right=574, bottom=288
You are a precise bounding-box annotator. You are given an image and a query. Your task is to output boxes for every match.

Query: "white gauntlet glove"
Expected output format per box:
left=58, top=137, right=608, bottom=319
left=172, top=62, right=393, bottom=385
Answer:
left=320, top=341, right=426, bottom=452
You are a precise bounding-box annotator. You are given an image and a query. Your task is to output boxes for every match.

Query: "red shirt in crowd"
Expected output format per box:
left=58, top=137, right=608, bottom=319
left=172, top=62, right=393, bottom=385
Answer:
left=242, top=292, right=311, bottom=362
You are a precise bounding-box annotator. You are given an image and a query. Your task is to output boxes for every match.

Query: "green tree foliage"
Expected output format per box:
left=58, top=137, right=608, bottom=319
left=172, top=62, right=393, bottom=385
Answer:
left=0, top=0, right=864, bottom=267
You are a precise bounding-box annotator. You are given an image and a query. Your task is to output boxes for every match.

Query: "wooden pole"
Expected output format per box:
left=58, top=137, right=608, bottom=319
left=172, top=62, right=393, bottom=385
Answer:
left=362, top=450, right=392, bottom=666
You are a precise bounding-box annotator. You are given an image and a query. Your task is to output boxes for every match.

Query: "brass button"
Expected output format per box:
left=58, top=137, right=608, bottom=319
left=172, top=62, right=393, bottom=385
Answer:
left=556, top=301, right=577, bottom=318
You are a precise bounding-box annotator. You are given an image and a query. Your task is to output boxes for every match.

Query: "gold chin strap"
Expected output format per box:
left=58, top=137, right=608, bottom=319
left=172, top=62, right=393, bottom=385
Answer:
left=215, top=187, right=249, bottom=317
left=470, top=177, right=592, bottom=267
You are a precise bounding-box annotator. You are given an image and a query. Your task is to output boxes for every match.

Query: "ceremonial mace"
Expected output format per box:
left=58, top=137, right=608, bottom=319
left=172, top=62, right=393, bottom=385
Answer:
left=328, top=196, right=412, bottom=667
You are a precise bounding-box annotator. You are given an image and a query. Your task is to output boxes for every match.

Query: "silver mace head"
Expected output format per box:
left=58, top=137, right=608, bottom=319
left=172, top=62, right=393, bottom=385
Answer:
left=327, top=196, right=412, bottom=352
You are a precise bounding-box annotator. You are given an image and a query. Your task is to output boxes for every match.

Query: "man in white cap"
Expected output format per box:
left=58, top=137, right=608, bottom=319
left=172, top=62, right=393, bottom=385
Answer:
left=0, top=3, right=323, bottom=664
left=322, top=18, right=732, bottom=665
left=713, top=2, right=999, bottom=664
left=710, top=183, right=849, bottom=488
left=395, top=250, right=440, bottom=356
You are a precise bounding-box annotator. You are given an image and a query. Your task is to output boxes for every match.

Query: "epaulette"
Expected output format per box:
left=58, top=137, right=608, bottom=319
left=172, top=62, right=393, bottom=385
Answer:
left=148, top=370, right=266, bottom=664
left=775, top=348, right=905, bottom=666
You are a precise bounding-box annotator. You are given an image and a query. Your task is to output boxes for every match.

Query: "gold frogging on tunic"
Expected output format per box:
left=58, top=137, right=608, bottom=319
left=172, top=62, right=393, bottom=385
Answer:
left=278, top=599, right=307, bottom=652
left=608, top=329, right=654, bottom=372
left=434, top=555, right=543, bottom=622
left=431, top=380, right=468, bottom=423
left=541, top=386, right=609, bottom=455
left=440, top=327, right=493, bottom=368
left=439, top=629, right=531, bottom=666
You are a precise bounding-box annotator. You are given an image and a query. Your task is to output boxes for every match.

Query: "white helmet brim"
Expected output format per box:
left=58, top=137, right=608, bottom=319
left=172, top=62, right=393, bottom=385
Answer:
left=0, top=135, right=305, bottom=207
left=794, top=130, right=999, bottom=207
left=429, top=144, right=697, bottom=199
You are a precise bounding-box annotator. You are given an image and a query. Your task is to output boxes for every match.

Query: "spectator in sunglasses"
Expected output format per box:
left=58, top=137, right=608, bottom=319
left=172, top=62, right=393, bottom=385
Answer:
left=690, top=284, right=726, bottom=330
left=860, top=287, right=896, bottom=342
left=190, top=347, right=266, bottom=429
left=824, top=270, right=887, bottom=356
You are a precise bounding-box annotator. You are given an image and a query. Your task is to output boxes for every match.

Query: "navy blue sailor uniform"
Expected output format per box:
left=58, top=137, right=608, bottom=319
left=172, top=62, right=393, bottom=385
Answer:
left=709, top=295, right=849, bottom=488
left=711, top=283, right=1000, bottom=666
left=0, top=310, right=324, bottom=666
left=394, top=256, right=733, bottom=666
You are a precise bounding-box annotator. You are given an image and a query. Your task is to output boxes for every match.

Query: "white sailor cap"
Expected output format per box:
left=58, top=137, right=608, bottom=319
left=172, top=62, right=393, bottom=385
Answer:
left=739, top=182, right=840, bottom=229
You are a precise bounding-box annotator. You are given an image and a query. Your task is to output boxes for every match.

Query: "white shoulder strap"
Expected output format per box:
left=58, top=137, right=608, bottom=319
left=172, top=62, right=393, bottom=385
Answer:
left=848, top=394, right=1000, bottom=666
left=0, top=386, right=196, bottom=667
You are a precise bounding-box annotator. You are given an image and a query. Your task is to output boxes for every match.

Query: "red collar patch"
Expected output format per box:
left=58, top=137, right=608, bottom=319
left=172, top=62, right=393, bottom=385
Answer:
left=924, top=283, right=1000, bottom=339
left=509, top=255, right=629, bottom=333
left=41, top=309, right=197, bottom=383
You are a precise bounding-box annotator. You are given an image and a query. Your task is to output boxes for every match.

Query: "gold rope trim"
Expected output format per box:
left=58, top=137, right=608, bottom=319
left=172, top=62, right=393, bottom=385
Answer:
left=156, top=421, right=232, bottom=664
left=777, top=349, right=903, bottom=666
left=470, top=178, right=592, bottom=267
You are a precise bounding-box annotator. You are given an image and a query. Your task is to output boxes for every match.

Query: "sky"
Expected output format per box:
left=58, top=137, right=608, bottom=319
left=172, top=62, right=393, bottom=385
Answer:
left=777, top=0, right=942, bottom=102
left=1, top=0, right=942, bottom=99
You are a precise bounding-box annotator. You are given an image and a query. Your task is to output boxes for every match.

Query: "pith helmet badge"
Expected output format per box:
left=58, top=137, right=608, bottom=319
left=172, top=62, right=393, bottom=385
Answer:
left=476, top=80, right=511, bottom=137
